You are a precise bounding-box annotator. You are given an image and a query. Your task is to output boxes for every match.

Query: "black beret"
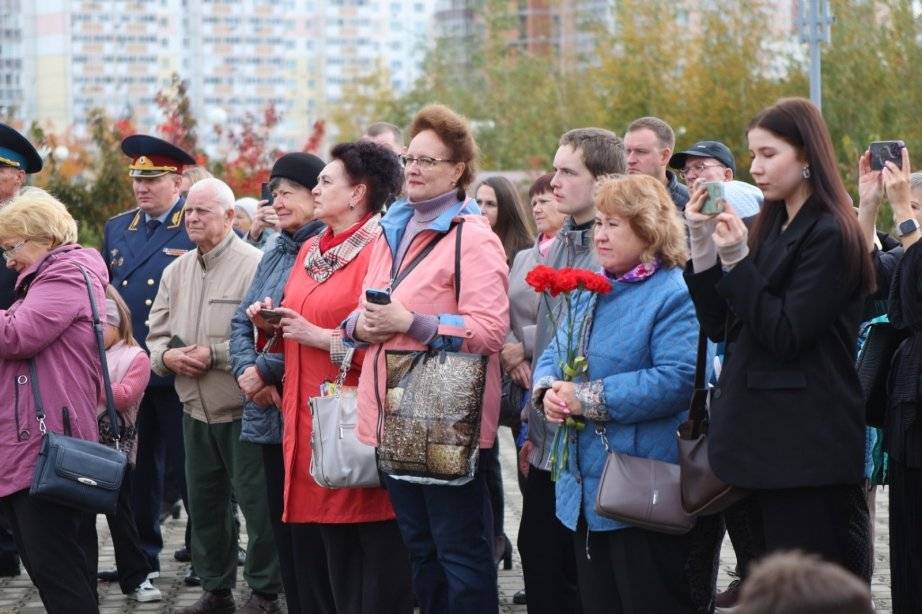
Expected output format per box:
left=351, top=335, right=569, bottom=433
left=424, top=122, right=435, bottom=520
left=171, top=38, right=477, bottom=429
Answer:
left=270, top=153, right=325, bottom=190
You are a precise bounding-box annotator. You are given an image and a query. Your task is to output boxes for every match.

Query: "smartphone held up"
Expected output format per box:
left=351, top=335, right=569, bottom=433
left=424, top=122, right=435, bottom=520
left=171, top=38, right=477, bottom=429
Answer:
left=700, top=181, right=725, bottom=216
left=260, top=182, right=274, bottom=206
left=869, top=140, right=905, bottom=171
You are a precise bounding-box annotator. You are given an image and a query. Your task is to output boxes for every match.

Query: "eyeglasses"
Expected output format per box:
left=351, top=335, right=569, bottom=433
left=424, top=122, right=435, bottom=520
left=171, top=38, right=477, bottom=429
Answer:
left=679, top=162, right=725, bottom=181
left=1, top=239, right=26, bottom=262
left=399, top=154, right=455, bottom=169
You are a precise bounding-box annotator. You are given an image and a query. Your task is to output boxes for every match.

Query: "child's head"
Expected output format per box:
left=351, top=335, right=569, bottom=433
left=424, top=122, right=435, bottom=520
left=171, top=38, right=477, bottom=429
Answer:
left=104, top=286, right=136, bottom=349
left=736, top=551, right=872, bottom=614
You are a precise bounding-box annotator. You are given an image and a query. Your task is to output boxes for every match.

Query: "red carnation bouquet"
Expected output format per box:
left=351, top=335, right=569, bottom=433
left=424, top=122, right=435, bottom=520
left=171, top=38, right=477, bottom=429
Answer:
left=526, top=265, right=612, bottom=480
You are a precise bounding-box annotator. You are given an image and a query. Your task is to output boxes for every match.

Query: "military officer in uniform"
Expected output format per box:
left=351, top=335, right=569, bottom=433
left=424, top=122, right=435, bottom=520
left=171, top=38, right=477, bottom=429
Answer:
left=0, top=122, right=43, bottom=578
left=101, top=135, right=196, bottom=579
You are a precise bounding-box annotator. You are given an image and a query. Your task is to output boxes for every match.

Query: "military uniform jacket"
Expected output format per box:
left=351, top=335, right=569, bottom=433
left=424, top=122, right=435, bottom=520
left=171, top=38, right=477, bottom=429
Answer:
left=101, top=199, right=194, bottom=388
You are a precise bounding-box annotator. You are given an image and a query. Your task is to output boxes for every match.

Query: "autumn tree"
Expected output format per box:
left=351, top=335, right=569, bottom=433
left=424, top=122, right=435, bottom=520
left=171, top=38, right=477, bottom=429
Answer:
left=155, top=72, right=200, bottom=156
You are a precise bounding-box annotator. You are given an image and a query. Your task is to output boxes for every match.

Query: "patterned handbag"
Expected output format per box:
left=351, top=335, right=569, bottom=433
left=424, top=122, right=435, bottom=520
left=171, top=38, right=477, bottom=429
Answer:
left=375, top=221, right=489, bottom=485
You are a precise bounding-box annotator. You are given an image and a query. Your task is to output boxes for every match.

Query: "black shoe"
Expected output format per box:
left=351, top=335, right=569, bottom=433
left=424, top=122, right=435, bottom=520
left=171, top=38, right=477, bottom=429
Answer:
left=159, top=500, right=181, bottom=523
left=494, top=534, right=513, bottom=570
left=512, top=590, right=526, bottom=605
left=0, top=552, right=19, bottom=577
left=183, top=566, right=201, bottom=587
left=237, top=546, right=245, bottom=566
left=174, top=546, right=191, bottom=563
left=97, top=568, right=119, bottom=582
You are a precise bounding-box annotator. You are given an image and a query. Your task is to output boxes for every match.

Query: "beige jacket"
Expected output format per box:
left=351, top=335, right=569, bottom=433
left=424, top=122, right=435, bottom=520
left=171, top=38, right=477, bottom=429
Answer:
left=148, top=231, right=262, bottom=423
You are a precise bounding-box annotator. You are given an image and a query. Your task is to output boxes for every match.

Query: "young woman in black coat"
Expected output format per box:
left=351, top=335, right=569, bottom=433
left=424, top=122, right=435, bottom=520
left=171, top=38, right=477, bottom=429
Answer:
left=683, top=97, right=875, bottom=583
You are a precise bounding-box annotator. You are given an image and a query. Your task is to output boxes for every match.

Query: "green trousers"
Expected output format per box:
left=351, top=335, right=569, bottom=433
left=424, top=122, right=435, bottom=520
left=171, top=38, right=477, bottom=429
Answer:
left=183, top=414, right=282, bottom=593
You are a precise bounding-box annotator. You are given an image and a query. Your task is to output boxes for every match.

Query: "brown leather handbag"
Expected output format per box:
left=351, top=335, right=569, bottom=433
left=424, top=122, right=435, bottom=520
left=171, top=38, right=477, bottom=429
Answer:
left=676, top=330, right=747, bottom=516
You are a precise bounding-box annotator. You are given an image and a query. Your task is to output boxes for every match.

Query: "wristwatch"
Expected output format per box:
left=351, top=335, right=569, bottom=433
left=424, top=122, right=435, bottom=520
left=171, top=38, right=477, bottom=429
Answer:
left=897, top=217, right=920, bottom=238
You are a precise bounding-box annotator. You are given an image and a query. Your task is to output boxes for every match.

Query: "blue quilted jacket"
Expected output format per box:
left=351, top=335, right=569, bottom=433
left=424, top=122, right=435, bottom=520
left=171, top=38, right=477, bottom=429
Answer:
left=533, top=266, right=698, bottom=532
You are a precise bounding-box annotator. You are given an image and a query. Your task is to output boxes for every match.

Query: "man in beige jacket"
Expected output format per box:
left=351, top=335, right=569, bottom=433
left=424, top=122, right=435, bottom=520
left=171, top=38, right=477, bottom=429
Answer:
left=147, top=178, right=281, bottom=614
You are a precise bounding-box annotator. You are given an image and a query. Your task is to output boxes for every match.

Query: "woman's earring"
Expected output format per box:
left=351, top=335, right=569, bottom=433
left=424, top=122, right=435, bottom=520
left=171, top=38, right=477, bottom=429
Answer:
left=802, top=165, right=811, bottom=179
left=348, top=202, right=355, bottom=210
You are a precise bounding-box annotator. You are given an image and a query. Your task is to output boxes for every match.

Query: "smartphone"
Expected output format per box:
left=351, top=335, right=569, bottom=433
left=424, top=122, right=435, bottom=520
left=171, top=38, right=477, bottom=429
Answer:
left=365, top=288, right=391, bottom=305
left=259, top=308, right=283, bottom=324
left=869, top=140, right=905, bottom=171
left=701, top=181, right=725, bottom=216
left=167, top=335, right=187, bottom=349
left=260, top=182, right=274, bottom=206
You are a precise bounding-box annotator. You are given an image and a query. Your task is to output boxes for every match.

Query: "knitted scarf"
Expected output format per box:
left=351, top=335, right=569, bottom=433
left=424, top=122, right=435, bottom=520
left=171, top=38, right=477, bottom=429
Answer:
left=304, top=213, right=381, bottom=282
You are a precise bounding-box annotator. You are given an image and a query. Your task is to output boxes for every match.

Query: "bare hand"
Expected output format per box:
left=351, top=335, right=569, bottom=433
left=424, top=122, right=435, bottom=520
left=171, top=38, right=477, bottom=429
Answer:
left=713, top=201, right=748, bottom=249
left=543, top=381, right=582, bottom=423
left=509, top=361, right=533, bottom=389
left=883, top=146, right=912, bottom=213
left=501, top=342, right=526, bottom=372
left=685, top=185, right=720, bottom=238
left=275, top=307, right=331, bottom=349
left=518, top=440, right=534, bottom=478
left=361, top=297, right=414, bottom=337
left=237, top=366, right=265, bottom=397
left=857, top=150, right=884, bottom=210
left=355, top=312, right=395, bottom=345
left=248, top=202, right=279, bottom=240
left=251, top=385, right=282, bottom=408
left=164, top=345, right=209, bottom=378
left=245, top=297, right=277, bottom=333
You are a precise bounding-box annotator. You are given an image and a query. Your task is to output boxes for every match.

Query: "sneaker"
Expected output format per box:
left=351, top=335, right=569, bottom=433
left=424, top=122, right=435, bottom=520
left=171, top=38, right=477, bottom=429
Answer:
left=128, top=579, right=162, bottom=603
left=147, top=570, right=160, bottom=581
left=184, top=565, right=202, bottom=587
left=97, top=568, right=119, bottom=582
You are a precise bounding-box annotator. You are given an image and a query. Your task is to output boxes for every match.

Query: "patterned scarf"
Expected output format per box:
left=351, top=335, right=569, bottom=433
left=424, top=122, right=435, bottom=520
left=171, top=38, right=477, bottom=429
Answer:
left=608, top=258, right=660, bottom=283
left=304, top=213, right=381, bottom=282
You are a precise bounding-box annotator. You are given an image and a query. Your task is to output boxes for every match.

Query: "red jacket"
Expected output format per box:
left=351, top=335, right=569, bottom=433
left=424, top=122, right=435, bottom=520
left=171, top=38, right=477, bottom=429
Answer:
left=280, top=237, right=395, bottom=524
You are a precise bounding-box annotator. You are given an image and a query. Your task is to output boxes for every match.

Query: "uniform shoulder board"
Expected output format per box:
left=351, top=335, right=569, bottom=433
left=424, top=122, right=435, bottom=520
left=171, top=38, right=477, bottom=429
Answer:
left=106, top=207, right=141, bottom=224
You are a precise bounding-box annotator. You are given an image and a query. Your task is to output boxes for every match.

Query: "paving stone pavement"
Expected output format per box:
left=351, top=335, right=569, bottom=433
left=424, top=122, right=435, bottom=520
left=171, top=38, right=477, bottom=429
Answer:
left=0, top=427, right=894, bottom=612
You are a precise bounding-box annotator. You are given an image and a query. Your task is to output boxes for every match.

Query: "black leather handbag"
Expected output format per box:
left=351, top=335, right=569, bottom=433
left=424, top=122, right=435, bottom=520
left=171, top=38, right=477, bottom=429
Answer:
left=856, top=320, right=908, bottom=428
left=29, top=267, right=128, bottom=515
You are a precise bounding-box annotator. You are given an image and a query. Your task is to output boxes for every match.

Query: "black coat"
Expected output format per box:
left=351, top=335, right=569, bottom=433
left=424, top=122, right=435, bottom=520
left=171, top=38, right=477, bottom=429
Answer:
left=684, top=199, right=866, bottom=489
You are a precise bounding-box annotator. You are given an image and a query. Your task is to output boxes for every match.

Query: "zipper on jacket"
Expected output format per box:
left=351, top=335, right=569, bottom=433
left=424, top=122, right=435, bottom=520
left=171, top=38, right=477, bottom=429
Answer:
left=14, top=375, right=27, bottom=441
left=373, top=345, right=386, bottom=445
left=62, top=407, right=72, bottom=436
left=193, top=267, right=212, bottom=424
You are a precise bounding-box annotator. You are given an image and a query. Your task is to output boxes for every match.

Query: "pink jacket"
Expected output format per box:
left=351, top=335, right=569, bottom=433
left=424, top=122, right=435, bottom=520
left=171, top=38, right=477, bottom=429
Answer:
left=0, top=245, right=108, bottom=498
left=348, top=199, right=509, bottom=449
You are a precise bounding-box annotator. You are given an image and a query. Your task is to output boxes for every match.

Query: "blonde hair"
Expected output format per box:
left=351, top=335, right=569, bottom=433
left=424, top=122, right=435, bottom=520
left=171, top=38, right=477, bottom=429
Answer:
left=106, top=285, right=138, bottom=347
left=593, top=174, right=688, bottom=268
left=0, top=187, right=78, bottom=246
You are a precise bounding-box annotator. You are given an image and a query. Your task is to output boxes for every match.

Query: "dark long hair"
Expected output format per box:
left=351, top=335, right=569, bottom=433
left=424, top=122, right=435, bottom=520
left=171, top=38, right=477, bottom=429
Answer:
left=747, top=98, right=874, bottom=294
left=479, top=176, right=534, bottom=263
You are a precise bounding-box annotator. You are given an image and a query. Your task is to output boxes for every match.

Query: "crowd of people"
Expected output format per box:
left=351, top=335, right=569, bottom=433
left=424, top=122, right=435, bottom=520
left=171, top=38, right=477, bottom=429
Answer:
left=0, top=95, right=917, bottom=614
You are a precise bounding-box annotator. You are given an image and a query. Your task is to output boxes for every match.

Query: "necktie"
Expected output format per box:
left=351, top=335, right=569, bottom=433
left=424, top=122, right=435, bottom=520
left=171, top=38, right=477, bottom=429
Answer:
left=146, top=219, right=161, bottom=239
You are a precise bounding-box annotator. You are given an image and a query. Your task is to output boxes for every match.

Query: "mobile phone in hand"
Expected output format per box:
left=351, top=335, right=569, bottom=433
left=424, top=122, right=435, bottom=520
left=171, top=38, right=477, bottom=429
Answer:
left=260, top=182, right=274, bottom=206
left=259, top=308, right=283, bottom=324
left=869, top=140, right=905, bottom=171
left=700, top=182, right=725, bottom=216
left=365, top=288, right=391, bottom=305
left=167, top=335, right=187, bottom=349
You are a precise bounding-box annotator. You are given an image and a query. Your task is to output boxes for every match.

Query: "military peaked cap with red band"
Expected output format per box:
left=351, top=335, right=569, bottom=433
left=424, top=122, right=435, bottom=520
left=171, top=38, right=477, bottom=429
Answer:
left=121, top=134, right=196, bottom=178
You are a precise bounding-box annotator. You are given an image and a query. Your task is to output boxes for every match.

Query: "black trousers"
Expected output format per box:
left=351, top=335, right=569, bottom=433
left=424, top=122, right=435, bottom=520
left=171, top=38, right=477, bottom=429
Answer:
left=889, top=461, right=922, bottom=613
left=318, top=520, right=413, bottom=614
left=722, top=494, right=762, bottom=578
left=574, top=517, right=720, bottom=614
left=517, top=467, right=580, bottom=614
left=79, top=466, right=152, bottom=594
left=130, top=386, right=185, bottom=572
left=481, top=440, right=504, bottom=537
left=0, top=488, right=98, bottom=614
left=754, top=483, right=871, bottom=582
left=262, top=443, right=310, bottom=614
left=286, top=522, right=336, bottom=614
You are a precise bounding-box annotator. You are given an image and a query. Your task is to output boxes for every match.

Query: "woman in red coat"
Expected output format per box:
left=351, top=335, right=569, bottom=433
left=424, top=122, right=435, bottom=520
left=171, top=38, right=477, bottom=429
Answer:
left=247, top=141, right=411, bottom=614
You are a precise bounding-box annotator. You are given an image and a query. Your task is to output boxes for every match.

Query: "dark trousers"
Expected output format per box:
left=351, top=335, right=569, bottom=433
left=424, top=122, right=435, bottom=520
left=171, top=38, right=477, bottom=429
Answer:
left=481, top=441, right=504, bottom=537
left=261, top=443, right=304, bottom=612
left=518, top=467, right=580, bottom=614
left=754, top=483, right=871, bottom=582
left=79, top=466, right=152, bottom=594
left=130, top=386, right=185, bottom=571
left=287, top=522, right=335, bottom=614
left=0, top=489, right=98, bottom=614
left=382, top=460, right=498, bottom=614
left=888, top=461, right=922, bottom=613
left=722, top=494, right=763, bottom=579
left=0, top=517, right=17, bottom=561
left=318, top=520, right=414, bottom=614
left=573, top=518, right=712, bottom=614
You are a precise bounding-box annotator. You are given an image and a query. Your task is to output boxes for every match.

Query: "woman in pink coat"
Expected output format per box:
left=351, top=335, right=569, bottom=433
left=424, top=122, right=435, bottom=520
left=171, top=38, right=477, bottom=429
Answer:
left=0, top=188, right=108, bottom=614
left=343, top=105, right=509, bottom=614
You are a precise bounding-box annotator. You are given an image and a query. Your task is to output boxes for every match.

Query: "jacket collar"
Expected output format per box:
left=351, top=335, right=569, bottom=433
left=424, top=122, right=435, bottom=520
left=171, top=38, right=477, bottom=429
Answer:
left=275, top=220, right=325, bottom=255
left=379, top=194, right=479, bottom=256
left=16, top=244, right=82, bottom=293
left=557, top=215, right=595, bottom=250
left=756, top=194, right=823, bottom=282
left=197, top=229, right=237, bottom=270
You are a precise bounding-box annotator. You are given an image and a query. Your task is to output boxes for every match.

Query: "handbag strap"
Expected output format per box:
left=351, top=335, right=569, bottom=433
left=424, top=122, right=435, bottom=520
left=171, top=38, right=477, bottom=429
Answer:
left=78, top=267, right=122, bottom=444
left=686, top=330, right=710, bottom=437
left=390, top=220, right=465, bottom=301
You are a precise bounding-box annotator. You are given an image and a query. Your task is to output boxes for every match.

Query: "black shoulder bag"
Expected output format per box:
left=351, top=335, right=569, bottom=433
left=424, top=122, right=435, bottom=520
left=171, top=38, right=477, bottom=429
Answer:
left=29, top=267, right=128, bottom=515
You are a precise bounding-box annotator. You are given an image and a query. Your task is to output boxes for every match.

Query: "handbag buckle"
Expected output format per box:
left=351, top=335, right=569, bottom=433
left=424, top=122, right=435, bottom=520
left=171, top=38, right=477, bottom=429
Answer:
left=77, top=477, right=99, bottom=487
left=37, top=417, right=46, bottom=434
